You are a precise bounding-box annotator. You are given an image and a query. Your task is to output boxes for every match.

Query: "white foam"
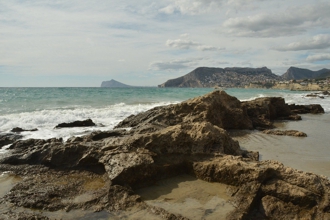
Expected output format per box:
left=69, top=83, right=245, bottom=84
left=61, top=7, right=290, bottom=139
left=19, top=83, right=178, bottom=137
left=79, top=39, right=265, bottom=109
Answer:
left=0, top=101, right=177, bottom=141
left=0, top=144, right=11, bottom=154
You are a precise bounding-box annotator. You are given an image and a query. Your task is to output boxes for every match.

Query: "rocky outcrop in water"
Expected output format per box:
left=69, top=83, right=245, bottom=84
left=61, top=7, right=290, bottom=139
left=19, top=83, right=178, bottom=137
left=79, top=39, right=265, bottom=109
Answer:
left=0, top=90, right=328, bottom=219
left=54, top=119, right=96, bottom=128
left=10, top=127, right=38, bottom=133
left=289, top=104, right=325, bottom=114
left=262, top=129, right=307, bottom=137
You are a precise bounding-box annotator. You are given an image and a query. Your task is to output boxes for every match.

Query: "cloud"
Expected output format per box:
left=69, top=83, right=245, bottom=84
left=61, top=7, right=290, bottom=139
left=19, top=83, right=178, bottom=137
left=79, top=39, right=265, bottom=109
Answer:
left=166, top=39, right=200, bottom=49
left=306, top=54, right=330, bottom=62
left=223, top=2, right=330, bottom=37
left=149, top=58, right=204, bottom=71
left=159, top=0, right=224, bottom=15
left=275, top=34, right=330, bottom=51
left=166, top=38, right=225, bottom=51
left=226, top=0, right=266, bottom=11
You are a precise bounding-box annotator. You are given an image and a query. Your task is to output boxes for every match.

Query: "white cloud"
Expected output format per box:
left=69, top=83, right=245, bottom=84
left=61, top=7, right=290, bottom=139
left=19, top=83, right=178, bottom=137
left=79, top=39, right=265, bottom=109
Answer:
left=306, top=54, right=330, bottom=62
left=160, top=0, right=224, bottom=15
left=166, top=39, right=200, bottom=49
left=223, top=2, right=330, bottom=37
left=149, top=58, right=204, bottom=71
left=197, top=45, right=225, bottom=51
left=275, top=34, right=330, bottom=51
left=166, top=37, right=225, bottom=51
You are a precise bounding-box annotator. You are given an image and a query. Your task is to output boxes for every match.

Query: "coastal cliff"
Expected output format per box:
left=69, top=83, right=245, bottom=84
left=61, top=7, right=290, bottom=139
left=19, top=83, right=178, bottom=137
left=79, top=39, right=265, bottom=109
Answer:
left=0, top=91, right=328, bottom=219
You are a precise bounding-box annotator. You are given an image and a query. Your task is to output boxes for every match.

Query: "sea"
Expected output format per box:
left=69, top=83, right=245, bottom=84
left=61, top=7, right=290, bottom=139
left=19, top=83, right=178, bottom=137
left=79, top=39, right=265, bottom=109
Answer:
left=0, top=87, right=330, bottom=177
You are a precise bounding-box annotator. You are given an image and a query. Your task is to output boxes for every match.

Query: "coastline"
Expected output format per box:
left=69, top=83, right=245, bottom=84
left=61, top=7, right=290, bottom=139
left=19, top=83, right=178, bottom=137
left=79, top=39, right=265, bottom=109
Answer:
left=0, top=89, right=330, bottom=219
left=247, top=82, right=330, bottom=91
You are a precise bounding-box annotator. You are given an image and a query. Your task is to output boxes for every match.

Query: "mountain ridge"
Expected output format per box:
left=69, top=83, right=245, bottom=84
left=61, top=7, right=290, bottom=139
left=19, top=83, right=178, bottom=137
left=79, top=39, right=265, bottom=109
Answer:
left=281, top=67, right=330, bottom=80
left=158, top=67, right=281, bottom=88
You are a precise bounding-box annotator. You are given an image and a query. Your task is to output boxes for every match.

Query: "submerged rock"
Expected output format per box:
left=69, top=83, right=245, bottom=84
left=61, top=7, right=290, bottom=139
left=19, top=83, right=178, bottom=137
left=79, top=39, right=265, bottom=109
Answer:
left=54, top=119, right=96, bottom=128
left=289, top=104, right=325, bottom=114
left=0, top=90, right=328, bottom=219
left=262, top=129, right=307, bottom=137
left=11, top=127, right=38, bottom=133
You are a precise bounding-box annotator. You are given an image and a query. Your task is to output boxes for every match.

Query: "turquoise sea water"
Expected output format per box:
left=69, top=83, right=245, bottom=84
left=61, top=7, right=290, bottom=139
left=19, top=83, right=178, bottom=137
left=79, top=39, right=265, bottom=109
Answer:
left=0, top=87, right=329, bottom=141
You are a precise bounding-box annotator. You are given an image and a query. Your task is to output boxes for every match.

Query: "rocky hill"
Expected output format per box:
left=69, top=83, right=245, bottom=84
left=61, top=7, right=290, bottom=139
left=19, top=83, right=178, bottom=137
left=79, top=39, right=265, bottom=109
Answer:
left=101, top=79, right=132, bottom=88
left=317, top=70, right=330, bottom=79
left=282, top=67, right=330, bottom=80
left=158, top=67, right=281, bottom=88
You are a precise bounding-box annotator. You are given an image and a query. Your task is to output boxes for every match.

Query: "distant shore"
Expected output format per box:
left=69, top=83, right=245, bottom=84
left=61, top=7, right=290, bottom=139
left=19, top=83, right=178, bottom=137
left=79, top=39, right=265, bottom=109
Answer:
left=247, top=82, right=330, bottom=91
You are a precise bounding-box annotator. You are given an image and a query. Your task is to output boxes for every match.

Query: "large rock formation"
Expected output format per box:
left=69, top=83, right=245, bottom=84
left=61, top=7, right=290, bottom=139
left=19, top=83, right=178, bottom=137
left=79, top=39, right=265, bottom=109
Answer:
left=158, top=67, right=281, bottom=88
left=0, top=90, right=328, bottom=219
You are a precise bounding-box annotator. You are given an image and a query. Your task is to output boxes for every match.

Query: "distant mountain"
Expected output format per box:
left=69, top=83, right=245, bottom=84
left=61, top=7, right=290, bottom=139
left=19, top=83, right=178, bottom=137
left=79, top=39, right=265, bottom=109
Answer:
left=316, top=71, right=330, bottom=79
left=281, top=67, right=330, bottom=80
left=101, top=79, right=132, bottom=88
left=158, top=67, right=281, bottom=88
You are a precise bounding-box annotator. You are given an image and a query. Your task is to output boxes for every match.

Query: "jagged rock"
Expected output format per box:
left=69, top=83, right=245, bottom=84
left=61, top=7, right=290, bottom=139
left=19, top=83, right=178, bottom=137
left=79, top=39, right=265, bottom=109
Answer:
left=289, top=104, right=325, bottom=114
left=262, top=129, right=307, bottom=137
left=0, top=133, right=23, bottom=148
left=54, top=119, right=96, bottom=128
left=10, top=127, right=38, bottom=133
left=116, top=90, right=254, bottom=131
left=0, top=90, right=328, bottom=219
left=242, top=97, right=300, bottom=129
left=193, top=155, right=330, bottom=219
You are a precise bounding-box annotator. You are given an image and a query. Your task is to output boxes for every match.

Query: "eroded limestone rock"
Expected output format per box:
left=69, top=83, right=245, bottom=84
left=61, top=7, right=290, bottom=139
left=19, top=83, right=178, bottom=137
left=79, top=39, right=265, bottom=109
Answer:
left=0, top=90, right=328, bottom=219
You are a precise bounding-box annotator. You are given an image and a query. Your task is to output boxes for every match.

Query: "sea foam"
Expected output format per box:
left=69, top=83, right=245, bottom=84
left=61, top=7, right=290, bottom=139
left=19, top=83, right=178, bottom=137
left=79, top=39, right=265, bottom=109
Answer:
left=0, top=101, right=177, bottom=141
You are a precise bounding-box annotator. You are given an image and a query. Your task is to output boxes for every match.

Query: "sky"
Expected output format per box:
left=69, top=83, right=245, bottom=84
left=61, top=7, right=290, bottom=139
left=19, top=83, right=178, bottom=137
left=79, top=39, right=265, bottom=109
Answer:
left=1, top=0, right=330, bottom=87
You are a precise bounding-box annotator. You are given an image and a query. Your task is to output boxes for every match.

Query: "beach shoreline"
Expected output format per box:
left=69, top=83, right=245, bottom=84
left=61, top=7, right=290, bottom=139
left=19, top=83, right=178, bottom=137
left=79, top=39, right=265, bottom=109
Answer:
left=229, top=113, right=330, bottom=178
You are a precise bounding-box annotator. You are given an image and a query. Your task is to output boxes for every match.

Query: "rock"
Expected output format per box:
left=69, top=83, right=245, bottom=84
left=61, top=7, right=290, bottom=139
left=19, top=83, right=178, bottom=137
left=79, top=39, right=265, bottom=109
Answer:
left=241, top=97, right=299, bottom=129
left=289, top=104, right=325, bottom=114
left=262, top=129, right=307, bottom=137
left=0, top=133, right=22, bottom=148
left=306, top=94, right=318, bottom=97
left=193, top=155, right=330, bottom=219
left=116, top=90, right=254, bottom=131
left=54, top=119, right=96, bottom=128
left=306, top=92, right=327, bottom=99
left=10, top=127, right=38, bottom=133
left=322, top=91, right=329, bottom=95
left=0, top=91, right=328, bottom=219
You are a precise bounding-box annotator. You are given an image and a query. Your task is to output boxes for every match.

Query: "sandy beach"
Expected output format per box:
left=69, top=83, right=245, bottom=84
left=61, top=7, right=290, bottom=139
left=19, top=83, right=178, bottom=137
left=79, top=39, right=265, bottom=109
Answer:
left=230, top=113, right=330, bottom=178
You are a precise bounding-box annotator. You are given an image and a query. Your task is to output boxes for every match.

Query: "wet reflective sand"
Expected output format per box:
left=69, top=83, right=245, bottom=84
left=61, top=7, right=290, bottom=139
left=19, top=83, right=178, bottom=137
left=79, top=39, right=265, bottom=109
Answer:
left=230, top=113, right=330, bottom=177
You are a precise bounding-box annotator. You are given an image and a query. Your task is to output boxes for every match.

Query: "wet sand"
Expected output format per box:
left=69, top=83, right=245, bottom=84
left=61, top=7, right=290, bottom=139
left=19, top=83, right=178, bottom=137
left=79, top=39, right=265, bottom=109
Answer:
left=230, top=113, right=330, bottom=177
left=135, top=174, right=234, bottom=220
